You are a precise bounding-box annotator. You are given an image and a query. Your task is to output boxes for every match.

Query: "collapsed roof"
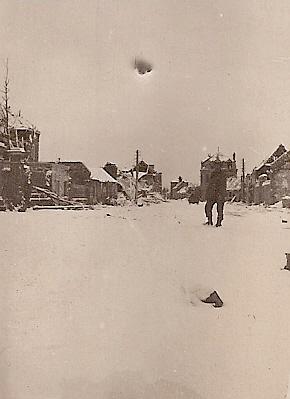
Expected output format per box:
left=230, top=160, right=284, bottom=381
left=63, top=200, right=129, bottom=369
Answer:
left=254, top=144, right=287, bottom=171
left=90, top=167, right=118, bottom=183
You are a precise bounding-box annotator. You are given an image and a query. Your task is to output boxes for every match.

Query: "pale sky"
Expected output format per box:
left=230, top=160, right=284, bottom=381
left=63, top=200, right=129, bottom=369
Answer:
left=1, top=0, right=290, bottom=185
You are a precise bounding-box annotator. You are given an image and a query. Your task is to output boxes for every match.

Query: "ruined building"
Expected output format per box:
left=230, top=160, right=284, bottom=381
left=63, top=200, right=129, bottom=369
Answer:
left=0, top=111, right=41, bottom=210
left=0, top=113, right=40, bottom=162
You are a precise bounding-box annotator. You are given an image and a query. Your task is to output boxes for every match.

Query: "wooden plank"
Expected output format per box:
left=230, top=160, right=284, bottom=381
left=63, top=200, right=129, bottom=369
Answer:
left=33, top=205, right=93, bottom=211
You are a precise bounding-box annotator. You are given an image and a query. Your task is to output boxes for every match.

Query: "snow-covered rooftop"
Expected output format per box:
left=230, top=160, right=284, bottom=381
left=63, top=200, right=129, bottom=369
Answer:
left=90, top=167, right=118, bottom=183
left=132, top=171, right=148, bottom=181
left=254, top=144, right=288, bottom=171
left=254, top=162, right=271, bottom=171
left=9, top=114, right=37, bottom=131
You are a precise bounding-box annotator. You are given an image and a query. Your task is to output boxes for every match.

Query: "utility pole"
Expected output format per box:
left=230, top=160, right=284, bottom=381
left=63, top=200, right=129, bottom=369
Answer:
left=241, top=158, right=245, bottom=202
left=2, top=59, right=10, bottom=145
left=135, top=149, right=139, bottom=204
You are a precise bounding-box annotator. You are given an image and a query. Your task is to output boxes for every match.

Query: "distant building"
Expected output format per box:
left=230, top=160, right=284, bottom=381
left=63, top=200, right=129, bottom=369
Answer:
left=118, top=171, right=136, bottom=200
left=26, top=162, right=55, bottom=207
left=246, top=144, right=290, bottom=206
left=170, top=176, right=189, bottom=199
left=89, top=167, right=120, bottom=205
left=132, top=160, right=162, bottom=194
left=200, top=151, right=237, bottom=200
left=118, top=159, right=162, bottom=200
left=49, top=162, right=123, bottom=205
left=251, top=144, right=286, bottom=182
left=51, top=161, right=91, bottom=201
left=28, top=162, right=54, bottom=189
left=0, top=113, right=41, bottom=210
left=0, top=113, right=40, bottom=162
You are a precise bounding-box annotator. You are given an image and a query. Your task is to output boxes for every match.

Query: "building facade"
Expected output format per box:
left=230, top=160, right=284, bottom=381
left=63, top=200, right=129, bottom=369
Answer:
left=51, top=162, right=91, bottom=201
left=246, top=144, right=290, bottom=206
left=133, top=161, right=162, bottom=194
left=0, top=114, right=40, bottom=162
left=170, top=177, right=189, bottom=199
left=88, top=167, right=119, bottom=205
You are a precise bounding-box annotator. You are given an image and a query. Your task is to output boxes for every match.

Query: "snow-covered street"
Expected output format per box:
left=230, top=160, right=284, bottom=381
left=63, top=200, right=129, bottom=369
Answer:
left=1, top=201, right=290, bottom=399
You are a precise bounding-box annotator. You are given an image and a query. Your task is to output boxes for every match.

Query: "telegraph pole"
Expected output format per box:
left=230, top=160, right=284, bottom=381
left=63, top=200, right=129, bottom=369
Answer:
left=241, top=158, right=245, bottom=202
left=135, top=149, right=139, bottom=204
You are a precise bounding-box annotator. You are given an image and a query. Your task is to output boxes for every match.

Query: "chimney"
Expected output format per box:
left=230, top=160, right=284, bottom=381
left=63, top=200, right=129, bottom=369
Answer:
left=148, top=164, right=155, bottom=173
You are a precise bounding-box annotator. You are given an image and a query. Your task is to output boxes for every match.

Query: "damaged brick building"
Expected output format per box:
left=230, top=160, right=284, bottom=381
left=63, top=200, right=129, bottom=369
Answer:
left=0, top=113, right=41, bottom=210
left=246, top=144, right=290, bottom=206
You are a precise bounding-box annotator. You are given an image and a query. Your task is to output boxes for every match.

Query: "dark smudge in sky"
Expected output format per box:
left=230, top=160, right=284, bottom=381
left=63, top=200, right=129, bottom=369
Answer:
left=134, top=57, right=153, bottom=75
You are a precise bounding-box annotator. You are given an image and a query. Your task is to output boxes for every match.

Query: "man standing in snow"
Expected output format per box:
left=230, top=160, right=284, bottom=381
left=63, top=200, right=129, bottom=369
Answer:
left=204, top=160, right=227, bottom=227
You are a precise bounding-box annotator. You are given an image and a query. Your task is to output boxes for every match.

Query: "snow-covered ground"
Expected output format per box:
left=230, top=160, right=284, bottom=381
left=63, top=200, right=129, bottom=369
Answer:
left=1, top=200, right=290, bottom=399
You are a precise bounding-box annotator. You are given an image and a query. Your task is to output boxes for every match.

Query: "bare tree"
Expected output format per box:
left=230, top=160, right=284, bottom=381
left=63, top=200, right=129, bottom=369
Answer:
left=0, top=59, right=10, bottom=145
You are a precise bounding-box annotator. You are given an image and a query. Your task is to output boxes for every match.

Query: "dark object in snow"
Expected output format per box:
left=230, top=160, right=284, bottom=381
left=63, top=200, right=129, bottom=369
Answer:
left=106, top=213, right=111, bottom=217
left=0, top=198, right=6, bottom=212
left=284, top=253, right=290, bottom=271
left=282, top=219, right=288, bottom=223
left=134, top=58, right=153, bottom=75
left=201, top=291, right=223, bottom=308
left=33, top=205, right=92, bottom=210
left=188, top=189, right=200, bottom=204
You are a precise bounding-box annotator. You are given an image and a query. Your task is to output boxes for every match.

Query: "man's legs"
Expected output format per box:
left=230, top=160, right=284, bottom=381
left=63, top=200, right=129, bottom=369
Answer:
left=216, top=201, right=225, bottom=227
left=205, top=200, right=215, bottom=225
